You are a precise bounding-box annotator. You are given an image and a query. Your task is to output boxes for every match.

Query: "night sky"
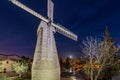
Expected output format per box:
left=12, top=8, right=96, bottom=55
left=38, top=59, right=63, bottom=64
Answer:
left=0, top=0, right=120, bottom=58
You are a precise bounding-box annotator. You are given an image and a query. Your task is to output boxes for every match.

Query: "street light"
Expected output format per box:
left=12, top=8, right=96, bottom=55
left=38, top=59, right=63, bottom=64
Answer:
left=69, top=68, right=72, bottom=73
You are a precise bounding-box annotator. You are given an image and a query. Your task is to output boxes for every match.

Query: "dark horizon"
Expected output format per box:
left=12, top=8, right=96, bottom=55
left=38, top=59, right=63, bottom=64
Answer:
left=0, top=0, right=120, bottom=58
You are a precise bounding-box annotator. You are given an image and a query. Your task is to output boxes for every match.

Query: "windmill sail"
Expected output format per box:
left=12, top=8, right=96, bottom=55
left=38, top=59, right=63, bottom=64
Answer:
left=10, top=0, right=49, bottom=23
left=48, top=0, right=54, bottom=21
left=10, top=0, right=77, bottom=41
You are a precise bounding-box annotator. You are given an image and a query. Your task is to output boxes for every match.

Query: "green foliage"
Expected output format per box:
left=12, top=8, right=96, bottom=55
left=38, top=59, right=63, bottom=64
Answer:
left=0, top=62, right=2, bottom=72
left=0, top=75, right=7, bottom=80
left=12, top=61, right=28, bottom=77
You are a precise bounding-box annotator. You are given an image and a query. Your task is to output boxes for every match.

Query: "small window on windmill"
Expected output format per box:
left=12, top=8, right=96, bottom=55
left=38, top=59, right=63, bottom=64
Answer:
left=6, top=61, right=9, bottom=64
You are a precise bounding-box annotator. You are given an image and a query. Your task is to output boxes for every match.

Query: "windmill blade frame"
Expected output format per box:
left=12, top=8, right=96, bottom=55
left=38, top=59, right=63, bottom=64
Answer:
left=10, top=0, right=78, bottom=41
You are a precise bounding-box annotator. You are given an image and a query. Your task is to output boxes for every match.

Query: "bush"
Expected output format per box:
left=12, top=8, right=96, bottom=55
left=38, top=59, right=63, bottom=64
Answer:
left=15, top=77, right=23, bottom=80
left=0, top=75, right=7, bottom=80
left=22, top=72, right=31, bottom=79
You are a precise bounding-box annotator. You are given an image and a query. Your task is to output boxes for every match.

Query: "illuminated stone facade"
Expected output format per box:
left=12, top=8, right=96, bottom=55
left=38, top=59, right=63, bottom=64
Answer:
left=32, top=21, right=60, bottom=80
left=0, top=59, right=15, bottom=72
left=0, top=54, right=23, bottom=73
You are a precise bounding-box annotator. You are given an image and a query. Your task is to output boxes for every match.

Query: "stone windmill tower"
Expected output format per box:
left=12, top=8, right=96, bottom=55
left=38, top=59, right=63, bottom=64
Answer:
left=10, top=0, right=78, bottom=80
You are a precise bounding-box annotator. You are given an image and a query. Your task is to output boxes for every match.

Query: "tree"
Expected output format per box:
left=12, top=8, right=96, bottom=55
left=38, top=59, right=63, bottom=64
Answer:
left=81, top=35, right=120, bottom=80
left=110, top=58, right=120, bottom=76
left=81, top=37, right=101, bottom=80
left=0, top=62, right=2, bottom=72
left=12, top=61, right=28, bottom=77
left=102, top=27, right=120, bottom=80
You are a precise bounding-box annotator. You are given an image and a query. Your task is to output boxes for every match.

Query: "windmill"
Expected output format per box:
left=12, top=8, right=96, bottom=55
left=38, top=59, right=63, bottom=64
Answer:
left=10, top=0, right=78, bottom=80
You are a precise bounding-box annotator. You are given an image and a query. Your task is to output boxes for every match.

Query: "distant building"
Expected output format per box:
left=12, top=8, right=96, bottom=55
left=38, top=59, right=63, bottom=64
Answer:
left=0, top=54, right=24, bottom=73
left=0, top=59, right=15, bottom=73
left=0, top=54, right=6, bottom=60
left=0, top=54, right=23, bottom=61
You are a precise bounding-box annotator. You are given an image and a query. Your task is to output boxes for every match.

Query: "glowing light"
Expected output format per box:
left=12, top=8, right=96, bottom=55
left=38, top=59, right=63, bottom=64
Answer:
left=69, top=55, right=72, bottom=59
left=69, top=69, right=72, bottom=73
